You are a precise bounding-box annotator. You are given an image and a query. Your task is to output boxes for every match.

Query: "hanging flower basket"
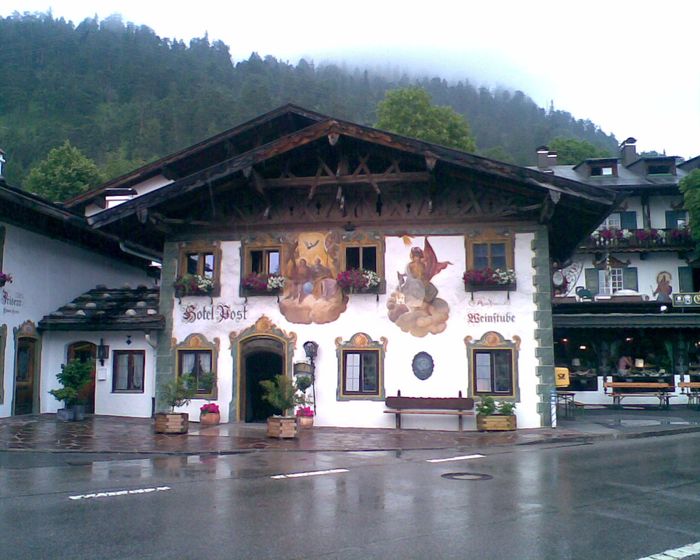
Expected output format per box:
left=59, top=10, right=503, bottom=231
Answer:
left=0, top=272, right=13, bottom=288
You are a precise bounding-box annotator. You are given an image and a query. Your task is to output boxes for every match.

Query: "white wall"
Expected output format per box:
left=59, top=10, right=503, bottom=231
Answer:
left=170, top=233, right=543, bottom=429
left=0, top=221, right=151, bottom=417
left=41, top=331, right=155, bottom=418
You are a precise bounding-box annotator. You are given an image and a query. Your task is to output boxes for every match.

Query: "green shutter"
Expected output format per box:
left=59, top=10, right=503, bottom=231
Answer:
left=584, top=268, right=599, bottom=295
left=620, top=211, right=637, bottom=229
left=679, top=267, right=694, bottom=292
left=623, top=267, right=638, bottom=291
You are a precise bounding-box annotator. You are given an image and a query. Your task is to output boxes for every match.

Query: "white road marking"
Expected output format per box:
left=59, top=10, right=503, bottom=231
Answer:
left=426, top=454, right=485, bottom=463
left=69, top=486, right=171, bottom=500
left=271, top=468, right=349, bottom=480
left=637, top=541, right=700, bottom=560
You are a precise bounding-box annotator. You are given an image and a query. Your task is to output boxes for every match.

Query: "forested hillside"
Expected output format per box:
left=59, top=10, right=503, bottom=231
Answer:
left=0, top=12, right=618, bottom=188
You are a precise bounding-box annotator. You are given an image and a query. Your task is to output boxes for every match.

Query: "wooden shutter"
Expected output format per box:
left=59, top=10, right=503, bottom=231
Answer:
left=620, top=211, right=637, bottom=229
left=678, top=267, right=694, bottom=292
left=584, top=268, right=599, bottom=294
left=623, top=267, right=638, bottom=291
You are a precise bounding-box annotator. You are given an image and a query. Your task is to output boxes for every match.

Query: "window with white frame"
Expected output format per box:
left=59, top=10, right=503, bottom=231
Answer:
left=600, top=213, right=621, bottom=229
left=336, top=332, right=386, bottom=401
left=598, top=268, right=624, bottom=294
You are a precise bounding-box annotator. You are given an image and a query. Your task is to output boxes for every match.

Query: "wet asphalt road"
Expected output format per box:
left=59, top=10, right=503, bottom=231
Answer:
left=2, top=434, right=700, bottom=560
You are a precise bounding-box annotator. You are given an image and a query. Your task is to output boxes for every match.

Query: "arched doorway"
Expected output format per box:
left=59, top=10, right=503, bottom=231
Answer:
left=242, top=339, right=284, bottom=422
left=68, top=341, right=96, bottom=414
left=13, top=321, right=41, bottom=416
left=229, top=315, right=297, bottom=423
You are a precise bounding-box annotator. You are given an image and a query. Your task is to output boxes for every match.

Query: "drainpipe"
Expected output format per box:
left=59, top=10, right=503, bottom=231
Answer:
left=119, top=241, right=162, bottom=265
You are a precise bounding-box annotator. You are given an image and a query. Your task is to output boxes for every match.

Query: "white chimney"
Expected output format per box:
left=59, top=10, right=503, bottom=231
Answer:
left=620, top=137, right=638, bottom=166
left=537, top=146, right=550, bottom=168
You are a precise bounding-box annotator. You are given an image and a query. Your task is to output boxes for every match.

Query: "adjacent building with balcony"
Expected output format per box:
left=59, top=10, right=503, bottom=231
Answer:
left=539, top=139, right=700, bottom=404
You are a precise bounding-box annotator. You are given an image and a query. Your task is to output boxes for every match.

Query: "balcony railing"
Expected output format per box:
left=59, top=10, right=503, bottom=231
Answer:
left=581, top=228, right=694, bottom=251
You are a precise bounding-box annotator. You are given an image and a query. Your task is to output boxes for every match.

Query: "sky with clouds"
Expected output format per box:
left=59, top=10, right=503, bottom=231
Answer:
left=3, top=0, right=698, bottom=158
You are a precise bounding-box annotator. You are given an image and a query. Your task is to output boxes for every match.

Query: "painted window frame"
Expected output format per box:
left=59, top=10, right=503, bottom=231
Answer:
left=465, top=232, right=514, bottom=271
left=339, top=233, right=386, bottom=291
left=177, top=241, right=222, bottom=296
left=175, top=334, right=218, bottom=399
left=465, top=331, right=520, bottom=400
left=112, top=350, right=145, bottom=393
left=335, top=332, right=387, bottom=401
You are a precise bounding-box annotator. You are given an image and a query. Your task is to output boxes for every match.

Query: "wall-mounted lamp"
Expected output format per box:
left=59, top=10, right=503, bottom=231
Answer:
left=97, top=338, right=109, bottom=366
left=126, top=334, right=132, bottom=346
left=303, top=340, right=319, bottom=361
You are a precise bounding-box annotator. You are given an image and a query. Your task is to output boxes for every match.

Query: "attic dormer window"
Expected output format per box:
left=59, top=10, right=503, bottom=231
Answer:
left=591, top=166, right=614, bottom=177
left=648, top=164, right=673, bottom=175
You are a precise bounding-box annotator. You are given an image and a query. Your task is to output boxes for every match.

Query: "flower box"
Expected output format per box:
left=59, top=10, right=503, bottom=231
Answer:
left=463, top=268, right=516, bottom=293
left=0, top=272, right=13, bottom=287
left=465, top=281, right=517, bottom=292
left=174, top=274, right=214, bottom=299
left=241, top=273, right=285, bottom=297
left=336, top=269, right=382, bottom=293
left=476, top=414, right=517, bottom=431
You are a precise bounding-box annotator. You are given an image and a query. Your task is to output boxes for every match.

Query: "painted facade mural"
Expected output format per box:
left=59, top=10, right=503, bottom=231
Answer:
left=387, top=237, right=451, bottom=337
left=279, top=232, right=348, bottom=324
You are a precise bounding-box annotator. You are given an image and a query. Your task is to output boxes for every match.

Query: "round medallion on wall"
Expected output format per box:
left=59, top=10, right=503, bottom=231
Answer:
left=412, top=352, right=434, bottom=380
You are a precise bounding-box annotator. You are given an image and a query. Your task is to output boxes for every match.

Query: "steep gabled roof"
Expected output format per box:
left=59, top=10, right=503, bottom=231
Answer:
left=84, top=106, right=619, bottom=261
left=64, top=104, right=328, bottom=211
left=0, top=181, right=159, bottom=266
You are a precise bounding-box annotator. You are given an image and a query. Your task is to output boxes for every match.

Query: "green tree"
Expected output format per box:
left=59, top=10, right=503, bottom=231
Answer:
left=680, top=169, right=700, bottom=242
left=548, top=137, right=612, bottom=165
left=375, top=87, right=476, bottom=152
left=24, top=140, right=104, bottom=201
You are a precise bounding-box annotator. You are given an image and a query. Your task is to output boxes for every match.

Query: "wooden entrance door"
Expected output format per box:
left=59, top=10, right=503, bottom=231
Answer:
left=68, top=342, right=97, bottom=414
left=14, top=338, right=36, bottom=415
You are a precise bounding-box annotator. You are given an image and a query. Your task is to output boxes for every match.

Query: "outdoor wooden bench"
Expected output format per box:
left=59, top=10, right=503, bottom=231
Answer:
left=679, top=382, right=700, bottom=407
left=603, top=382, right=675, bottom=408
left=384, top=390, right=474, bottom=431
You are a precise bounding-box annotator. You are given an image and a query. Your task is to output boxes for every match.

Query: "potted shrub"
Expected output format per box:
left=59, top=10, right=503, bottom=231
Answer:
left=49, top=359, right=92, bottom=421
left=260, top=374, right=300, bottom=438
left=0, top=271, right=12, bottom=287
left=475, top=396, right=517, bottom=431
left=199, top=402, right=221, bottom=426
left=154, top=375, right=196, bottom=434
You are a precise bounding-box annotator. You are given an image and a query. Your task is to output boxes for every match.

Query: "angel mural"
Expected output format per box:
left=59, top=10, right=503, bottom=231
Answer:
left=278, top=232, right=348, bottom=324
left=387, top=237, right=451, bottom=337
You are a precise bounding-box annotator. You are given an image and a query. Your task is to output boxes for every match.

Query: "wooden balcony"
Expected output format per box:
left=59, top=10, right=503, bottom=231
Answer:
left=579, top=228, right=694, bottom=253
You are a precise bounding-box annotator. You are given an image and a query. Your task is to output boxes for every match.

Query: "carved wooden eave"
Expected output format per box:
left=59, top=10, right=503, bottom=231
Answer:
left=85, top=107, right=618, bottom=261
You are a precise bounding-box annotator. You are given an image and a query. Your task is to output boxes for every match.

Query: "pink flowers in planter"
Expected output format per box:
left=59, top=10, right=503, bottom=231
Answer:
left=295, top=406, right=314, bottom=417
left=200, top=402, right=220, bottom=414
left=242, top=272, right=285, bottom=292
left=0, top=272, right=12, bottom=287
left=336, top=269, right=381, bottom=292
left=463, top=268, right=516, bottom=287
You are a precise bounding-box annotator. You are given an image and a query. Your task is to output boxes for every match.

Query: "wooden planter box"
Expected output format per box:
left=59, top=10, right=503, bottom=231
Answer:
left=266, top=416, right=298, bottom=439
left=476, top=414, right=517, bottom=432
left=154, top=412, right=189, bottom=434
